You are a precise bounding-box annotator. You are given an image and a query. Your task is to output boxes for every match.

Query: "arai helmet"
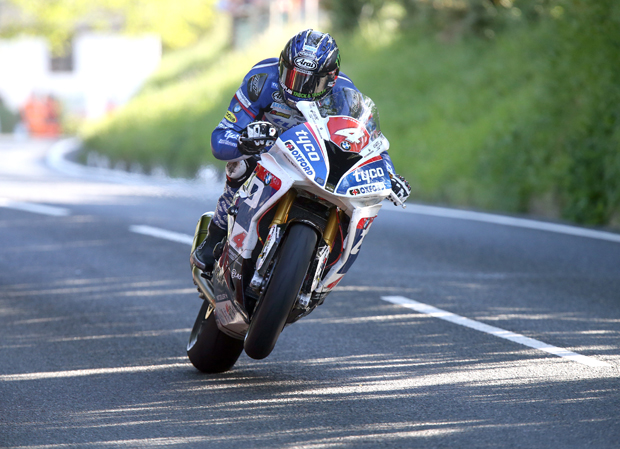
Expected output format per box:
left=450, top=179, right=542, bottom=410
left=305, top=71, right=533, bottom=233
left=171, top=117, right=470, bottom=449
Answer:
left=278, top=29, right=340, bottom=107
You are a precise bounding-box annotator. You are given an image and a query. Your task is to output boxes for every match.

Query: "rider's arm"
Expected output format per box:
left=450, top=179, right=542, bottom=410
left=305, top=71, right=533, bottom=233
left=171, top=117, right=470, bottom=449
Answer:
left=211, top=58, right=278, bottom=161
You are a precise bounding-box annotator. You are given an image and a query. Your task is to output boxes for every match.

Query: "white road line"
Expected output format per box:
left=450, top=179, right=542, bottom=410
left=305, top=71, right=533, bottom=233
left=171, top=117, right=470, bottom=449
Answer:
left=381, top=296, right=611, bottom=368
left=398, top=204, right=620, bottom=244
left=129, top=225, right=193, bottom=245
left=0, top=363, right=190, bottom=382
left=0, top=198, right=70, bottom=216
left=133, top=224, right=613, bottom=369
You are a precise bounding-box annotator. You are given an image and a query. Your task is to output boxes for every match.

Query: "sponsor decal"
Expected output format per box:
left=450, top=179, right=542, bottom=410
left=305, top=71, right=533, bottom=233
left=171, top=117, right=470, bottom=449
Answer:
left=218, top=139, right=238, bottom=148
left=270, top=101, right=290, bottom=112
left=255, top=164, right=282, bottom=190
left=271, top=82, right=279, bottom=90
left=294, top=56, right=319, bottom=71
left=285, top=140, right=315, bottom=177
left=216, top=293, right=228, bottom=302
left=225, top=111, right=237, bottom=123
left=272, top=90, right=284, bottom=103
left=247, top=73, right=267, bottom=102
left=232, top=103, right=242, bottom=113
left=353, top=167, right=385, bottom=183
left=217, top=120, right=234, bottom=129
left=316, top=177, right=324, bottom=185
left=348, top=182, right=386, bottom=196
left=270, top=110, right=291, bottom=119
left=224, top=130, right=239, bottom=140
left=231, top=269, right=242, bottom=280
left=295, top=129, right=321, bottom=162
left=279, top=80, right=326, bottom=99
left=235, top=89, right=251, bottom=109
left=341, top=141, right=351, bottom=150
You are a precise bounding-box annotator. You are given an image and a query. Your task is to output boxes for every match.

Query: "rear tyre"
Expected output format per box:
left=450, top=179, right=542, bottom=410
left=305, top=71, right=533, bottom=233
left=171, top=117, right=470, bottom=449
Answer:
left=244, top=224, right=318, bottom=360
left=187, top=300, right=244, bottom=373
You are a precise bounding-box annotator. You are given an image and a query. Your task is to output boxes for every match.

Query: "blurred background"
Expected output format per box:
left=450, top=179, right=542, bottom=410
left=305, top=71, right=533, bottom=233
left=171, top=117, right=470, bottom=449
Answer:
left=0, top=0, right=618, bottom=228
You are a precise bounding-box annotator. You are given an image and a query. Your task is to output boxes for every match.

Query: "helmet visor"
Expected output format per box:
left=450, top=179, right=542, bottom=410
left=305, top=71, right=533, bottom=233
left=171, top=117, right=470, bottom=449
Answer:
left=279, top=62, right=335, bottom=100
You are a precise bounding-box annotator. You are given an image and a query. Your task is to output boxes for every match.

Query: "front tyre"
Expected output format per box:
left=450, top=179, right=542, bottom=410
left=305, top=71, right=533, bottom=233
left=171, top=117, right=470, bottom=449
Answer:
left=244, top=224, right=318, bottom=360
left=187, top=300, right=244, bottom=373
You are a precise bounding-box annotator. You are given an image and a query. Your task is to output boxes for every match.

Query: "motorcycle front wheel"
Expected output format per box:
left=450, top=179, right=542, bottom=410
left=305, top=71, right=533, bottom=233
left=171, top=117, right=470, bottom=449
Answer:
left=244, top=223, right=318, bottom=360
left=187, top=300, right=244, bottom=373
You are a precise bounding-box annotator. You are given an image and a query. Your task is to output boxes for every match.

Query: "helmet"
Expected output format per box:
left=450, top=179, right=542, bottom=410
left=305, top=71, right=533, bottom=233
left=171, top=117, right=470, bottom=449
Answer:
left=278, top=29, right=340, bottom=107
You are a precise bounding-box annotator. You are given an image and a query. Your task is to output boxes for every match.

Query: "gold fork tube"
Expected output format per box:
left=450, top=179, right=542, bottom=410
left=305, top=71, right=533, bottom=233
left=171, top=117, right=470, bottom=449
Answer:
left=270, top=189, right=297, bottom=227
left=322, top=207, right=340, bottom=250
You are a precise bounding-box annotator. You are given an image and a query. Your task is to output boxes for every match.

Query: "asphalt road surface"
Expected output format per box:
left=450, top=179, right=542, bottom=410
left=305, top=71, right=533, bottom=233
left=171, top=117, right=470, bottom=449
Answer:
left=1, top=136, right=619, bottom=448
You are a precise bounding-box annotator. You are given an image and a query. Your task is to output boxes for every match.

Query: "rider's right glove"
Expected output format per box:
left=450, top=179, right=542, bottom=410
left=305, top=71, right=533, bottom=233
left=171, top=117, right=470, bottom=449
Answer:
left=238, top=121, right=279, bottom=155
left=390, top=174, right=411, bottom=206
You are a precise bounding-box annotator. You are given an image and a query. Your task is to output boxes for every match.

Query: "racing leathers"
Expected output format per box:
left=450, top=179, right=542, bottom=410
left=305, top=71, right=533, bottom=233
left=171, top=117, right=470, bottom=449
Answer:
left=210, top=57, right=403, bottom=232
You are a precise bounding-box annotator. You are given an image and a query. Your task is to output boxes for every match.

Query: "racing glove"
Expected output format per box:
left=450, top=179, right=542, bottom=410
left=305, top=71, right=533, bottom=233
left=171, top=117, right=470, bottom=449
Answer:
left=238, top=121, right=279, bottom=155
left=390, top=174, right=411, bottom=206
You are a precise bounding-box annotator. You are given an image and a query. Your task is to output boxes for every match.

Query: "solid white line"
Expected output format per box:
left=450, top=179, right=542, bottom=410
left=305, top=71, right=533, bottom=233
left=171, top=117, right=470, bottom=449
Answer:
left=399, top=204, right=620, bottom=244
left=129, top=225, right=193, bottom=245
left=0, top=363, right=189, bottom=382
left=0, top=198, right=70, bottom=217
left=381, top=296, right=611, bottom=367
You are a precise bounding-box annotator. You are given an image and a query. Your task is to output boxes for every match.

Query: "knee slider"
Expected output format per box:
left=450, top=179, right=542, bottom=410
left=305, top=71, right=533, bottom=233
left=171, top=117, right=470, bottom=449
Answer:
left=225, top=159, right=256, bottom=188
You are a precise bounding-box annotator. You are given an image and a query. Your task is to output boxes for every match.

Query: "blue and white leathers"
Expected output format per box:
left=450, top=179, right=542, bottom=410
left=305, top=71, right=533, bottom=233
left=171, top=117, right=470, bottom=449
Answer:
left=209, top=58, right=396, bottom=230
left=211, top=57, right=394, bottom=172
left=194, top=88, right=406, bottom=341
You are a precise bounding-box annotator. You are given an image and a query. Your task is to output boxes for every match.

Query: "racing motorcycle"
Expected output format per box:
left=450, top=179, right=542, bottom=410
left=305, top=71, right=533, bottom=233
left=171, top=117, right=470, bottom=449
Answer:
left=188, top=87, right=405, bottom=373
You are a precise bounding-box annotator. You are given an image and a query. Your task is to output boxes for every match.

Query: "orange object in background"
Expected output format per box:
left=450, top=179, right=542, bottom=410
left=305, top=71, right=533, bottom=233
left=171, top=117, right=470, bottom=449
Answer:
left=20, top=94, right=62, bottom=138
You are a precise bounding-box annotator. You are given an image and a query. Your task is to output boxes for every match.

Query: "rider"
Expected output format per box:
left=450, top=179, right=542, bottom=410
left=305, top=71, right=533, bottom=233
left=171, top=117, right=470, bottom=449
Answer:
left=191, top=29, right=411, bottom=276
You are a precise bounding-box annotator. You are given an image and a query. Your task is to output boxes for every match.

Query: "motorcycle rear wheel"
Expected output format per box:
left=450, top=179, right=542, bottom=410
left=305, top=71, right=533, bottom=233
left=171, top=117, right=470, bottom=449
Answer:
left=244, top=223, right=318, bottom=360
left=187, top=300, right=244, bottom=373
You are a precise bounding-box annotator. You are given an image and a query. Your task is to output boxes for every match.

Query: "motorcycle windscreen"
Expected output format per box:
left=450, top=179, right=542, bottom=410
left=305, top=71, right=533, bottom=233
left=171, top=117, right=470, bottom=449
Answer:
left=280, top=123, right=328, bottom=187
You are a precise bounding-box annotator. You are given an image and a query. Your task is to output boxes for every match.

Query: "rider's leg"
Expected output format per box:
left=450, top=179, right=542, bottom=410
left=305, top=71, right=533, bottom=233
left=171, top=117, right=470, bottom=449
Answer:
left=191, top=158, right=256, bottom=274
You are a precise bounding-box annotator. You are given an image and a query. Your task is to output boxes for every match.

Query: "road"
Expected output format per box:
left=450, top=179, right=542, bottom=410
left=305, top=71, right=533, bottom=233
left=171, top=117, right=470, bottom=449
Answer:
left=1, top=136, right=619, bottom=448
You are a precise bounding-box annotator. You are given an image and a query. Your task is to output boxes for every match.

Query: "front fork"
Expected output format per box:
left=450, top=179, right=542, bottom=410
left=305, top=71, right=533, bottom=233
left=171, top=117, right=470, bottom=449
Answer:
left=249, top=190, right=341, bottom=306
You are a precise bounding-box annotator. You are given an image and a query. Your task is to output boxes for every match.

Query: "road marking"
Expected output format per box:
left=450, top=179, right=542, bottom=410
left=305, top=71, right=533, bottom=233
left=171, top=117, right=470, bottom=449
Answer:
left=381, top=296, right=611, bottom=368
left=0, top=362, right=190, bottom=382
left=0, top=198, right=70, bottom=216
left=398, top=204, right=620, bottom=244
left=131, top=223, right=613, bottom=369
left=129, top=225, right=193, bottom=245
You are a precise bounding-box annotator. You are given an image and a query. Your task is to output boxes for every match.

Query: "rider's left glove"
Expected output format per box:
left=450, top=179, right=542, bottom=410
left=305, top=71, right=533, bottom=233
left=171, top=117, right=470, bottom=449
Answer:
left=238, top=121, right=279, bottom=155
left=390, top=174, right=411, bottom=206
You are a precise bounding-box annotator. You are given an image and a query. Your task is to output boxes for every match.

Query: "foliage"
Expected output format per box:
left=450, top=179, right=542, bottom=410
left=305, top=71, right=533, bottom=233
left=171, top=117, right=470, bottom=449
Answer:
left=479, top=0, right=620, bottom=225
left=3, top=0, right=216, bottom=52
left=82, top=0, right=620, bottom=227
left=80, top=24, right=292, bottom=176
left=323, top=0, right=556, bottom=36
left=335, top=24, right=543, bottom=209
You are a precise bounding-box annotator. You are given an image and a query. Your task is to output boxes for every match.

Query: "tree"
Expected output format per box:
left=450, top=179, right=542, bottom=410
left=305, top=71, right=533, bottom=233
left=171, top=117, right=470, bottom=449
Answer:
left=2, top=0, right=217, bottom=53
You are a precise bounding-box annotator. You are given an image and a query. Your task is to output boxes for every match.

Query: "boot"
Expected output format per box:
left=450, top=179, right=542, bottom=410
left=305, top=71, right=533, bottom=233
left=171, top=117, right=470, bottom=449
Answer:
left=190, top=221, right=227, bottom=276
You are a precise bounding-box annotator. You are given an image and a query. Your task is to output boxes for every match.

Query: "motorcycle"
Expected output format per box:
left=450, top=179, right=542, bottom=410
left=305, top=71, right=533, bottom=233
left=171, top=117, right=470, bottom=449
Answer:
left=187, top=87, right=405, bottom=373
